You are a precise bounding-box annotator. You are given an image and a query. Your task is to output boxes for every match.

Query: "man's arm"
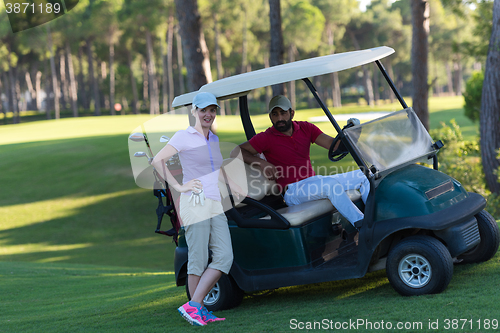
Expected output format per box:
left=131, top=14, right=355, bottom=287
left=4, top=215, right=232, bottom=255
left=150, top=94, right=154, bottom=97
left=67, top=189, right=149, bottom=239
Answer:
left=231, top=141, right=278, bottom=181
left=314, top=133, right=335, bottom=150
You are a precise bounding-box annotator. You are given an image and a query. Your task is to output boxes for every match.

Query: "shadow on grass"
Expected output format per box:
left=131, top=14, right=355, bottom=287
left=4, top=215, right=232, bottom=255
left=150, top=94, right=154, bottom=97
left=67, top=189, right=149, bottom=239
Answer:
left=0, top=135, right=177, bottom=270
left=0, top=135, right=136, bottom=206
left=0, top=189, right=177, bottom=271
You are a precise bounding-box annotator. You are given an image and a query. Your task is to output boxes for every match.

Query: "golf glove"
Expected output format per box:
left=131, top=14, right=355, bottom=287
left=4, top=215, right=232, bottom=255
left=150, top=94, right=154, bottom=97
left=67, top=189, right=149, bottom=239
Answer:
left=188, top=189, right=205, bottom=206
left=347, top=118, right=360, bottom=126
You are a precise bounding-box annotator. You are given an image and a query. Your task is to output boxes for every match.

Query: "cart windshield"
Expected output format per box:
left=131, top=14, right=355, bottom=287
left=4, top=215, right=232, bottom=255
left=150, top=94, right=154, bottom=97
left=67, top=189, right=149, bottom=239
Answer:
left=344, top=108, right=436, bottom=177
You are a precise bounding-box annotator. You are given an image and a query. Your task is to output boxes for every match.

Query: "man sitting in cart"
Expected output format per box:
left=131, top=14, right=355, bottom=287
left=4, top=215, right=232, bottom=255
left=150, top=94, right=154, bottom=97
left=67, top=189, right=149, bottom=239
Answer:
left=235, top=95, right=369, bottom=227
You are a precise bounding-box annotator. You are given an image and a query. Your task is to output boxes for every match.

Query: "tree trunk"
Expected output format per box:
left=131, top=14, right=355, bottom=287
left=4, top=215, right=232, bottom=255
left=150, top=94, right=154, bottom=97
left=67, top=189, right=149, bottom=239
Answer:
left=432, top=57, right=441, bottom=97
left=15, top=71, right=22, bottom=118
left=327, top=23, right=341, bottom=108
left=77, top=46, right=88, bottom=109
left=167, top=14, right=175, bottom=112
left=373, top=63, right=379, bottom=104
left=385, top=58, right=396, bottom=103
left=411, top=0, right=430, bottom=130
left=66, top=42, right=78, bottom=116
left=363, top=66, right=374, bottom=107
left=445, top=61, right=454, bottom=95
left=25, top=72, right=35, bottom=110
left=126, top=50, right=139, bottom=114
left=268, top=0, right=284, bottom=96
left=0, top=74, right=5, bottom=125
left=146, top=30, right=160, bottom=115
left=454, top=56, right=463, bottom=95
left=59, top=50, right=69, bottom=110
left=86, top=38, right=100, bottom=116
left=348, top=28, right=374, bottom=107
left=8, top=65, right=19, bottom=123
left=162, top=29, right=169, bottom=113
left=109, top=41, right=115, bottom=115
left=47, top=26, right=60, bottom=119
left=288, top=44, right=296, bottom=109
left=263, top=56, right=272, bottom=112
left=214, top=13, right=223, bottom=81
left=480, top=0, right=500, bottom=194
left=142, top=59, right=149, bottom=110
left=241, top=8, right=248, bottom=74
left=44, top=58, right=52, bottom=119
left=100, top=61, right=108, bottom=111
left=35, top=71, right=42, bottom=111
left=175, top=0, right=212, bottom=93
left=175, top=25, right=185, bottom=95
left=213, top=12, right=225, bottom=115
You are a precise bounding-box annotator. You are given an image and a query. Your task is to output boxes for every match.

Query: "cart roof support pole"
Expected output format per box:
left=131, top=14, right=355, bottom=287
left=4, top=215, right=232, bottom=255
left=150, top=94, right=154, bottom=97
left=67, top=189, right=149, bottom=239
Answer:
left=239, top=95, right=256, bottom=140
left=375, top=60, right=408, bottom=109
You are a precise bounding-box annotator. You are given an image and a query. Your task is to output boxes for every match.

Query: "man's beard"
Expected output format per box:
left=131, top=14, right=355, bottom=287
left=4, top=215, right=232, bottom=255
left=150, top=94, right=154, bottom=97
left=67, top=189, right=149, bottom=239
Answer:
left=273, top=119, right=293, bottom=132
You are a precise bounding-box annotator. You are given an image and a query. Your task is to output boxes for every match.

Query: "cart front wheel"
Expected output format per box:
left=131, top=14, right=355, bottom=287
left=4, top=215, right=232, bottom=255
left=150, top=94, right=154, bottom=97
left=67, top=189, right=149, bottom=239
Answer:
left=386, top=236, right=453, bottom=296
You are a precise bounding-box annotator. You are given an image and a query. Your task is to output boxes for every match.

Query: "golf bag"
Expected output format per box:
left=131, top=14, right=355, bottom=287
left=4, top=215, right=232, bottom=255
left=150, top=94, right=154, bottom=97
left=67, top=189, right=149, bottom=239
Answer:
left=153, top=170, right=181, bottom=245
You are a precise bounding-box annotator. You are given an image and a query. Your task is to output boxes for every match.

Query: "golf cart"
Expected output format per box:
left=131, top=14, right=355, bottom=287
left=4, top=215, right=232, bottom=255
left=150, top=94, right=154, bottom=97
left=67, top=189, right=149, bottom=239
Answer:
left=130, top=46, right=499, bottom=311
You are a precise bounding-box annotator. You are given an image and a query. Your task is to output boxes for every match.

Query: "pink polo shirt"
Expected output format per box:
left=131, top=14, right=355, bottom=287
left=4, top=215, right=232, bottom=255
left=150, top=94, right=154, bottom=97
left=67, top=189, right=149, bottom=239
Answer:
left=248, top=121, right=323, bottom=189
left=167, top=127, right=223, bottom=201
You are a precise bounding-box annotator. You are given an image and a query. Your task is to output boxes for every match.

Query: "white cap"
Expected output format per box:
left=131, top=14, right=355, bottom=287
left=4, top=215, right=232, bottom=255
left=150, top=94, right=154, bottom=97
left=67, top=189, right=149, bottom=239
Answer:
left=192, top=92, right=220, bottom=109
left=268, top=95, right=292, bottom=113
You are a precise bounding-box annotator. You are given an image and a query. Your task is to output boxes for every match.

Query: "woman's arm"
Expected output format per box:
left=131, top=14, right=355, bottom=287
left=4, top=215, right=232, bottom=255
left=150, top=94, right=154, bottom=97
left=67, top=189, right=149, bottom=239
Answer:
left=151, top=144, right=201, bottom=193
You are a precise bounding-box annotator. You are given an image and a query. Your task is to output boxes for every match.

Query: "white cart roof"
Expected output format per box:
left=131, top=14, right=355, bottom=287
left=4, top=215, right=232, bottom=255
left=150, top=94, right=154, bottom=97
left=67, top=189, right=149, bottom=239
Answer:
left=172, top=46, right=394, bottom=108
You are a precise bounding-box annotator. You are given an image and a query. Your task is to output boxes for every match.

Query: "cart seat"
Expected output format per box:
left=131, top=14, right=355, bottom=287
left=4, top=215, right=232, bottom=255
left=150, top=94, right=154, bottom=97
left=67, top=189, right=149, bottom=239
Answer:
left=220, top=159, right=362, bottom=226
left=260, top=190, right=361, bottom=226
left=219, top=160, right=279, bottom=207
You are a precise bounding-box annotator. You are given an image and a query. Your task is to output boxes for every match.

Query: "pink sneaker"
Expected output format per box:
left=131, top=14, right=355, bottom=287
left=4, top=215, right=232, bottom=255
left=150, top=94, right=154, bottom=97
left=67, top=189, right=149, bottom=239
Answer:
left=177, top=302, right=207, bottom=326
left=201, top=306, right=225, bottom=322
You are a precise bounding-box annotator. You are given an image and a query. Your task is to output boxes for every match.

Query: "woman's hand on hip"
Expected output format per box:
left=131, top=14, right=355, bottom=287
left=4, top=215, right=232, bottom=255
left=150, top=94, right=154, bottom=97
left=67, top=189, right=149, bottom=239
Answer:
left=176, top=179, right=203, bottom=193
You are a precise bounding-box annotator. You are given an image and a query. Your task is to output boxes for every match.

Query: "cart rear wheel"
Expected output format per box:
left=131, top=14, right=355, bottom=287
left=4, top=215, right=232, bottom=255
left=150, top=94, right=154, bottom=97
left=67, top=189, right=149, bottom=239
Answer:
left=386, top=236, right=453, bottom=296
left=186, top=274, right=243, bottom=311
left=458, top=210, right=500, bottom=264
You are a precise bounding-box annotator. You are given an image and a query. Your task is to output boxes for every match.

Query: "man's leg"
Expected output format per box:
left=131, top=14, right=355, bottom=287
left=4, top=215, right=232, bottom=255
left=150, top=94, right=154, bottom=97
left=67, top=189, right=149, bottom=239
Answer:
left=284, top=175, right=364, bottom=224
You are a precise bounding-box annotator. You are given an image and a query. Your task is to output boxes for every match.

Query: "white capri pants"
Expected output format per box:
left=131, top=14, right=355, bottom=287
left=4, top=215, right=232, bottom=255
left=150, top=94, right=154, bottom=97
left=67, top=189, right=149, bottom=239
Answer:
left=180, top=195, right=233, bottom=277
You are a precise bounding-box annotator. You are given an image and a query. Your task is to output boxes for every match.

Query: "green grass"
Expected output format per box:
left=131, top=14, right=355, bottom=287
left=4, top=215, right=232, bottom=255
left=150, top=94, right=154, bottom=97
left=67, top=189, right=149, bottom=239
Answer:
left=0, top=95, right=497, bottom=332
left=2, top=258, right=499, bottom=332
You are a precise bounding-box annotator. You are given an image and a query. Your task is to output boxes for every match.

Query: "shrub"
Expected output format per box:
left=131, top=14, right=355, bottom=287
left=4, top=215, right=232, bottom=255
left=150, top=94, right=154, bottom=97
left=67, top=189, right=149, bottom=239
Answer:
left=463, top=71, right=484, bottom=123
left=430, top=120, right=500, bottom=219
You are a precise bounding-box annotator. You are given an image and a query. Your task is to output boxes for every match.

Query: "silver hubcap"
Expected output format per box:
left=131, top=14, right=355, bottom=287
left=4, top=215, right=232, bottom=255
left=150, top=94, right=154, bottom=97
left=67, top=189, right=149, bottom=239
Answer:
left=398, top=254, right=432, bottom=288
left=203, top=282, right=220, bottom=306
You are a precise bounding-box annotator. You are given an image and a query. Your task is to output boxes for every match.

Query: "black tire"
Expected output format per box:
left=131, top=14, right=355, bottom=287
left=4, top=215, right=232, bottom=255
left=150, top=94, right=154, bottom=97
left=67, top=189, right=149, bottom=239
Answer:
left=458, top=210, right=500, bottom=264
left=386, top=236, right=453, bottom=296
left=186, top=274, right=243, bottom=311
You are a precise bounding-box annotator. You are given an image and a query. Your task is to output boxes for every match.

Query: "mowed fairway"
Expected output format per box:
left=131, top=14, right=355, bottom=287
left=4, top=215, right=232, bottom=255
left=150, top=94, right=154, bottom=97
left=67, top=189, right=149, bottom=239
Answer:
left=1, top=98, right=499, bottom=333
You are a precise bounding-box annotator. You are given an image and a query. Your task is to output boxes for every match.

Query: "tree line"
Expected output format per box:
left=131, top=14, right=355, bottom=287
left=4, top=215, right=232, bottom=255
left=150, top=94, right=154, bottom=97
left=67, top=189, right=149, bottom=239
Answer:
left=0, top=0, right=492, bottom=120
left=0, top=0, right=498, bottom=191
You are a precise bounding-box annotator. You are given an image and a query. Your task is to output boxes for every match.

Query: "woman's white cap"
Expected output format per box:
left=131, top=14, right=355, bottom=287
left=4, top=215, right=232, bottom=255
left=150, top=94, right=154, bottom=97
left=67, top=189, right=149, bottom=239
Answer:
left=192, top=92, right=220, bottom=109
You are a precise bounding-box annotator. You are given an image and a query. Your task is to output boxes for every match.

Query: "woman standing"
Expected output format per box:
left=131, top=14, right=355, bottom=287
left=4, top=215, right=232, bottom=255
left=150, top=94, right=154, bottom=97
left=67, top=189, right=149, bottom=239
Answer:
left=152, top=92, right=243, bottom=326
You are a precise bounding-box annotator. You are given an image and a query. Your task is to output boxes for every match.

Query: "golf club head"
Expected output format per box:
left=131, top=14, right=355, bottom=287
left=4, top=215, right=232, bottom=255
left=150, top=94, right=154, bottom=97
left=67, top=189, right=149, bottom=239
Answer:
left=134, top=151, right=147, bottom=158
left=129, top=133, right=145, bottom=142
left=160, top=135, right=170, bottom=143
left=134, top=151, right=154, bottom=165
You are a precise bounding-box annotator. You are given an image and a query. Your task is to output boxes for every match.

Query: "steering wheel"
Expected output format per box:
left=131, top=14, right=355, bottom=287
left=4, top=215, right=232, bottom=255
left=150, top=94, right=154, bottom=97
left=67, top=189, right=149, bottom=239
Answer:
left=328, top=135, right=349, bottom=162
